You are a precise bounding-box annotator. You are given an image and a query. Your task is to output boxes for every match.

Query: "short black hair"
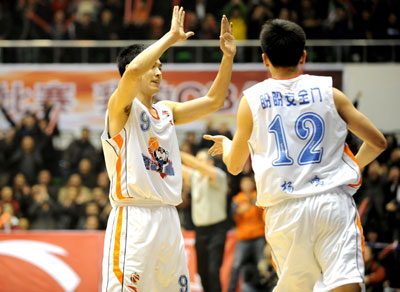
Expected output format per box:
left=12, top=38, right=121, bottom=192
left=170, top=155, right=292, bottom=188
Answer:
left=116, top=44, right=145, bottom=77
left=260, top=19, right=306, bottom=67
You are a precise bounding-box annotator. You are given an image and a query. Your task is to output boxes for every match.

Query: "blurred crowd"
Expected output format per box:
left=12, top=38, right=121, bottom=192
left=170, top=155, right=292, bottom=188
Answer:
left=0, top=0, right=399, bottom=42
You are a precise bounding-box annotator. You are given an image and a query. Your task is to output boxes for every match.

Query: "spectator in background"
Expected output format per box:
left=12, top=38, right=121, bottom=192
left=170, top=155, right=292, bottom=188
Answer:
left=199, top=13, right=219, bottom=39
left=327, top=4, right=353, bottom=39
left=227, top=5, right=247, bottom=41
left=183, top=10, right=200, bottom=39
left=58, top=185, right=80, bottom=229
left=181, top=150, right=229, bottom=292
left=0, top=128, right=15, bottom=186
left=77, top=158, right=97, bottom=188
left=11, top=172, right=31, bottom=218
left=123, top=0, right=152, bottom=39
left=58, top=173, right=92, bottom=206
left=353, top=8, right=374, bottom=39
left=378, top=134, right=398, bottom=165
left=37, top=169, right=59, bottom=200
left=228, top=175, right=266, bottom=292
left=50, top=9, right=74, bottom=40
left=95, top=171, right=110, bottom=194
left=359, top=160, right=389, bottom=240
left=102, top=0, right=123, bottom=22
left=84, top=214, right=100, bottom=230
left=76, top=200, right=100, bottom=229
left=63, top=127, right=96, bottom=174
left=27, top=184, right=59, bottom=229
left=364, top=246, right=386, bottom=292
left=13, top=112, right=42, bottom=147
left=92, top=186, right=110, bottom=228
left=298, top=0, right=323, bottom=39
left=50, top=0, right=71, bottom=14
left=0, top=3, right=12, bottom=39
left=26, top=0, right=53, bottom=39
left=17, top=217, right=30, bottom=230
left=9, top=136, right=43, bottom=185
left=0, top=203, right=19, bottom=230
left=385, top=164, right=400, bottom=242
left=0, top=186, right=21, bottom=218
left=176, top=176, right=195, bottom=231
left=389, top=148, right=400, bottom=166
left=386, top=12, right=400, bottom=39
left=98, top=8, right=119, bottom=40
left=182, top=131, right=199, bottom=155
left=73, top=12, right=98, bottom=39
left=247, top=3, right=273, bottom=40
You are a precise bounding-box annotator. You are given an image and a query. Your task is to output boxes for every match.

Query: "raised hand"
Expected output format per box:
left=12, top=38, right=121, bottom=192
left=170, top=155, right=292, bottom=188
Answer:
left=220, top=15, right=236, bottom=58
left=170, top=6, right=195, bottom=42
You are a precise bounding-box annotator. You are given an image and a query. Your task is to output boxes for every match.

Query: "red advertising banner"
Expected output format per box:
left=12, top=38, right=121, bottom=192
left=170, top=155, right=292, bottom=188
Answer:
left=0, top=230, right=237, bottom=292
left=0, top=65, right=342, bottom=131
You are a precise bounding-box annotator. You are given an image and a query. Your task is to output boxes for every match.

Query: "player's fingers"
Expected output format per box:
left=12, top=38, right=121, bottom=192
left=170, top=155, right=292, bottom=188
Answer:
left=186, top=31, right=195, bottom=38
left=208, top=146, right=217, bottom=156
left=179, top=6, right=184, bottom=21
left=203, top=135, right=215, bottom=141
left=173, top=5, right=177, bottom=18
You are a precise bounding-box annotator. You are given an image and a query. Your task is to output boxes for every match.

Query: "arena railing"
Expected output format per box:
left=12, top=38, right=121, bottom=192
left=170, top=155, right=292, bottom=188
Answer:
left=0, top=39, right=399, bottom=63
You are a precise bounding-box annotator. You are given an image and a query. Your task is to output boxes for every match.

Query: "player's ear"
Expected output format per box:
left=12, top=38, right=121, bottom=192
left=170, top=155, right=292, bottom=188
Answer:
left=262, top=53, right=270, bottom=68
left=299, top=50, right=307, bottom=65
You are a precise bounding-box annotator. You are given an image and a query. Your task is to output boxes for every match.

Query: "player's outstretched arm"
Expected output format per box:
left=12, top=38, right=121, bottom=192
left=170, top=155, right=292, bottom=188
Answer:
left=162, top=15, right=236, bottom=125
left=180, top=151, right=217, bottom=181
left=333, top=88, right=387, bottom=168
left=107, top=6, right=194, bottom=137
left=204, top=96, right=252, bottom=175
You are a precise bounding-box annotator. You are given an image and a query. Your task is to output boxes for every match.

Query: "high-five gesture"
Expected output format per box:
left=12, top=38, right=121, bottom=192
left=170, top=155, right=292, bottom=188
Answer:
left=170, top=6, right=195, bottom=42
left=220, top=15, right=236, bottom=58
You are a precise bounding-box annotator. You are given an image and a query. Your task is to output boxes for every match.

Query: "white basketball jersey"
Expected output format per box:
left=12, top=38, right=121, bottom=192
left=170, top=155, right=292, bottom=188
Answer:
left=244, top=74, right=361, bottom=207
left=101, top=98, right=182, bottom=207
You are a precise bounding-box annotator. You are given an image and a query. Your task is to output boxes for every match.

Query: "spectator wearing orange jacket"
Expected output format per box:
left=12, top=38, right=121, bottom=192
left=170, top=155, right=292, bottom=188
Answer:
left=228, top=175, right=266, bottom=292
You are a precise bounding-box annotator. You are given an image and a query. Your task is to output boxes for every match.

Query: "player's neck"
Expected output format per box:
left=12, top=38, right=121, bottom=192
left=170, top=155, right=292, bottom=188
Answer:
left=269, top=65, right=301, bottom=80
left=137, top=94, right=153, bottom=110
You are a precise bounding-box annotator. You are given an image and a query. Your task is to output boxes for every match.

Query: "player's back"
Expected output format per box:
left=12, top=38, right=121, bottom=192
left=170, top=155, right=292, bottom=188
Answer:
left=244, top=74, right=361, bottom=207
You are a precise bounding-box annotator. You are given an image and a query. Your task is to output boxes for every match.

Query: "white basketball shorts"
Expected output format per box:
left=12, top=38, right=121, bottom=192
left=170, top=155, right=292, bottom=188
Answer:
left=264, top=190, right=365, bottom=292
left=102, top=204, right=190, bottom=292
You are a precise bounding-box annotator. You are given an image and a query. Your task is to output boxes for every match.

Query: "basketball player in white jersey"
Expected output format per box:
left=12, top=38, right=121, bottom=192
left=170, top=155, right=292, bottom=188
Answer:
left=204, top=19, right=387, bottom=292
left=101, top=6, right=236, bottom=292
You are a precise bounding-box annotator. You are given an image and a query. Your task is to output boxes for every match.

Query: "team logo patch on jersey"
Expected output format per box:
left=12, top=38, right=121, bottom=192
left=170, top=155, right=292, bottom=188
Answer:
left=142, top=137, right=175, bottom=178
left=127, top=272, right=140, bottom=291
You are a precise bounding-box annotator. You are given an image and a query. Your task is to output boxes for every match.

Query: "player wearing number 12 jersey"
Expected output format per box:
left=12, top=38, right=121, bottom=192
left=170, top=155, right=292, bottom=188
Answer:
left=204, top=19, right=386, bottom=292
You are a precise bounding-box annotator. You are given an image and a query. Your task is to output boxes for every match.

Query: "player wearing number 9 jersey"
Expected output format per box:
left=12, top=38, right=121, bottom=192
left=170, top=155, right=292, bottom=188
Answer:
left=101, top=6, right=236, bottom=292
left=204, top=19, right=387, bottom=292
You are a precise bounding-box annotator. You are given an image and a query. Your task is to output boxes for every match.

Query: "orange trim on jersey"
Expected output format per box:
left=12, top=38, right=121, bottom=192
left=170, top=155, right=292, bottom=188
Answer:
left=149, top=106, right=160, bottom=120
left=356, top=214, right=366, bottom=263
left=266, top=239, right=278, bottom=273
left=271, top=74, right=302, bottom=80
left=113, top=207, right=124, bottom=284
left=113, top=134, right=124, bottom=200
left=344, top=144, right=363, bottom=187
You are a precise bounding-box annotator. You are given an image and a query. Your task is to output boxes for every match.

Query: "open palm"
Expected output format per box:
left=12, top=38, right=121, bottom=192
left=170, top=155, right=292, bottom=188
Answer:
left=170, top=6, right=194, bottom=42
left=220, top=15, right=236, bottom=58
